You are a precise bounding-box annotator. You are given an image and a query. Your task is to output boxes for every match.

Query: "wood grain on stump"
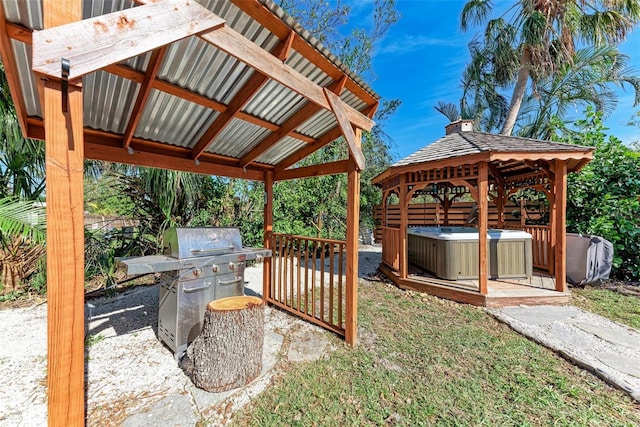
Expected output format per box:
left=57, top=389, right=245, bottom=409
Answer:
left=183, top=295, right=264, bottom=392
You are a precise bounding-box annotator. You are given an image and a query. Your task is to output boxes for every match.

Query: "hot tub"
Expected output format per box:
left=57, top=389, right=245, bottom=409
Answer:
left=407, top=226, right=532, bottom=280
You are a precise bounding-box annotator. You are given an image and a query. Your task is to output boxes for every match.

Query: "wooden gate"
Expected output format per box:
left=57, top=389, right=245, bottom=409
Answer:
left=267, top=233, right=346, bottom=336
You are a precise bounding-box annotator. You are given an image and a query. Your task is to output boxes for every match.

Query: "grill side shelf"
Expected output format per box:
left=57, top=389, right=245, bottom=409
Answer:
left=117, top=255, right=199, bottom=275
left=116, top=248, right=272, bottom=276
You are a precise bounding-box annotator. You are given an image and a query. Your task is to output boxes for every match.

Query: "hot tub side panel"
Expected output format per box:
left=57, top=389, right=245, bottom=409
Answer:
left=408, top=233, right=438, bottom=275
left=408, top=231, right=532, bottom=280
left=492, top=239, right=533, bottom=278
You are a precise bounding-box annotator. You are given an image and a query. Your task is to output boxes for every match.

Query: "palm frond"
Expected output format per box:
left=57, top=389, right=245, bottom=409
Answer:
left=0, top=197, right=46, bottom=244
left=434, top=102, right=461, bottom=122
left=461, top=0, right=493, bottom=31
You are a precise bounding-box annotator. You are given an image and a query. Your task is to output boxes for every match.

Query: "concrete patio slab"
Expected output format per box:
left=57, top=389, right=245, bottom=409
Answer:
left=490, top=305, right=640, bottom=403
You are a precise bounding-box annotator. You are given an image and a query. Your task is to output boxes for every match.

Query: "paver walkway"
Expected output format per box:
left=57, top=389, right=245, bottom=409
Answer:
left=490, top=305, right=640, bottom=402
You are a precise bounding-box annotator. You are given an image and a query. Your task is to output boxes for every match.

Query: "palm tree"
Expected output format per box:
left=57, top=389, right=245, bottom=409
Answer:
left=461, top=0, right=640, bottom=136
left=517, top=46, right=640, bottom=139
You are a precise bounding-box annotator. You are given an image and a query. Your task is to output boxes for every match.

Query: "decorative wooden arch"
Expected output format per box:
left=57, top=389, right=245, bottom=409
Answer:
left=372, top=121, right=594, bottom=302
left=0, top=1, right=379, bottom=424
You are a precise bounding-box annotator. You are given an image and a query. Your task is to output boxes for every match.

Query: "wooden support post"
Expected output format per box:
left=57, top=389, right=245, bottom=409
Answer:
left=263, top=171, right=273, bottom=303
left=496, top=185, right=505, bottom=228
left=345, top=129, right=361, bottom=346
left=547, top=190, right=556, bottom=276
left=398, top=174, right=408, bottom=279
left=443, top=196, right=451, bottom=226
left=43, top=3, right=85, bottom=426
left=382, top=191, right=388, bottom=227
left=478, top=162, right=489, bottom=295
left=553, top=160, right=568, bottom=292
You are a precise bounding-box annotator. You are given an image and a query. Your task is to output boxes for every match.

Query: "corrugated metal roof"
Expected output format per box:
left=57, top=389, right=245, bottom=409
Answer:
left=212, top=118, right=271, bottom=158
left=84, top=71, right=139, bottom=134
left=256, top=136, right=307, bottom=164
left=1, top=0, right=379, bottom=174
left=392, top=131, right=593, bottom=167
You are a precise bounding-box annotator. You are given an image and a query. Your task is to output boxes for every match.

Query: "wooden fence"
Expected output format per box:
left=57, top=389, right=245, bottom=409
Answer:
left=268, top=234, right=346, bottom=336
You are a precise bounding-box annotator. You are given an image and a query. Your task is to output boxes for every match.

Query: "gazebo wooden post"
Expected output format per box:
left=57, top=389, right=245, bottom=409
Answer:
left=263, top=170, right=273, bottom=302
left=345, top=129, right=362, bottom=346
left=496, top=186, right=506, bottom=228
left=43, top=2, right=85, bottom=426
left=547, top=190, right=556, bottom=276
left=552, top=159, right=568, bottom=292
left=478, top=162, right=489, bottom=295
left=442, top=196, right=451, bottom=226
left=399, top=174, right=408, bottom=279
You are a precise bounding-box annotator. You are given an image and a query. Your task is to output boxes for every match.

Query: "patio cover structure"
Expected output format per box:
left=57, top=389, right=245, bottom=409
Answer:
left=372, top=120, right=594, bottom=306
left=0, top=0, right=378, bottom=424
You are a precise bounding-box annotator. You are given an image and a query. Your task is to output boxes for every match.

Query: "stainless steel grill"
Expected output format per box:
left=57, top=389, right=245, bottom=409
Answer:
left=119, top=227, right=271, bottom=356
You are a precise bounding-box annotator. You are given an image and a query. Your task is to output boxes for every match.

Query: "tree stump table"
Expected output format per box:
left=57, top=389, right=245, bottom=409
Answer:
left=182, top=295, right=264, bottom=392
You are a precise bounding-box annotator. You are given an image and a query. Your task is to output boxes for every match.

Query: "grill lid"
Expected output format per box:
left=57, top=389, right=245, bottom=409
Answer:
left=163, top=227, right=243, bottom=259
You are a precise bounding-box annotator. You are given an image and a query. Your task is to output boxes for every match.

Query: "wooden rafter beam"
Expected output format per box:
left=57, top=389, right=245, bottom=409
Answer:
left=274, top=126, right=342, bottom=173
left=32, top=0, right=225, bottom=81
left=523, top=159, right=555, bottom=179
left=200, top=25, right=374, bottom=131
left=0, top=7, right=29, bottom=135
left=274, top=159, right=349, bottom=181
left=85, top=139, right=264, bottom=181
left=274, top=102, right=377, bottom=172
left=122, top=46, right=167, bottom=149
left=486, top=162, right=502, bottom=181
left=239, top=76, right=346, bottom=168
left=229, top=0, right=378, bottom=107
left=104, top=62, right=314, bottom=142
left=26, top=117, right=272, bottom=179
left=191, top=31, right=296, bottom=160
left=324, top=87, right=365, bottom=170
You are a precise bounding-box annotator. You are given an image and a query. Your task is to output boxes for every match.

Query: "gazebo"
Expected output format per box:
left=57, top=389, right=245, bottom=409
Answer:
left=0, top=1, right=378, bottom=424
left=372, top=120, right=594, bottom=307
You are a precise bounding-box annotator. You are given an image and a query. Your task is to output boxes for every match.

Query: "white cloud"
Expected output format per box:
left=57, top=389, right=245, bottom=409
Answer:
left=378, top=34, right=466, bottom=55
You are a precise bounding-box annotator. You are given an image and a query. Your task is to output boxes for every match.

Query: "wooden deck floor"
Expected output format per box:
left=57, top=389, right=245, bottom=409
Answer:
left=379, top=263, right=570, bottom=308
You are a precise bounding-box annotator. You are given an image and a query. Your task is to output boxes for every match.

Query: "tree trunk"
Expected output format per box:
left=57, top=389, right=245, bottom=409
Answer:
left=182, top=296, right=264, bottom=392
left=500, top=51, right=531, bottom=136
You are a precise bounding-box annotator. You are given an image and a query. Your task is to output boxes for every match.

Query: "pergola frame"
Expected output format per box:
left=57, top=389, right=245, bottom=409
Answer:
left=372, top=126, right=593, bottom=304
left=0, top=1, right=378, bottom=424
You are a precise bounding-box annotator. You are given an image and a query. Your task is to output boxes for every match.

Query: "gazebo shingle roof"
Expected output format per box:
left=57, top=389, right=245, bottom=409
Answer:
left=393, top=131, right=591, bottom=167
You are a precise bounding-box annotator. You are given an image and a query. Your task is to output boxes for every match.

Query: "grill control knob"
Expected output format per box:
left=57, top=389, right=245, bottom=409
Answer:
left=211, top=264, right=219, bottom=273
left=193, top=268, right=202, bottom=277
left=229, top=262, right=236, bottom=271
left=256, top=255, right=264, bottom=263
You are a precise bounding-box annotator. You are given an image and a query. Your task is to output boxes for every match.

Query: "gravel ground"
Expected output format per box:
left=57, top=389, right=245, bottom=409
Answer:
left=0, top=245, right=383, bottom=426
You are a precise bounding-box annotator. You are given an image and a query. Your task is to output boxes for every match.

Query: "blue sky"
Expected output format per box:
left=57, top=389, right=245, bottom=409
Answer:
left=354, top=1, right=640, bottom=161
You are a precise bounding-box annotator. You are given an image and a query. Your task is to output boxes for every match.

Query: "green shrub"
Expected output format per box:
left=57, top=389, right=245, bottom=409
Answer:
left=555, top=108, right=640, bottom=280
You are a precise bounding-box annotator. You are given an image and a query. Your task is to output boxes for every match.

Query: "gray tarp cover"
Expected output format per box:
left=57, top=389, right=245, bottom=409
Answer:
left=566, top=233, right=614, bottom=285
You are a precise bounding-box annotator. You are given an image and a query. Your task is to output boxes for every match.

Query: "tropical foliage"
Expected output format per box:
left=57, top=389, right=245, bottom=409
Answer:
left=0, top=62, right=47, bottom=296
left=554, top=108, right=640, bottom=280
left=454, top=0, right=640, bottom=135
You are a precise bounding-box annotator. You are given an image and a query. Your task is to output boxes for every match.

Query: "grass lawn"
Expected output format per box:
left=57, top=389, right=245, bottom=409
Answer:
left=571, top=285, right=640, bottom=330
left=233, top=279, right=640, bottom=426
